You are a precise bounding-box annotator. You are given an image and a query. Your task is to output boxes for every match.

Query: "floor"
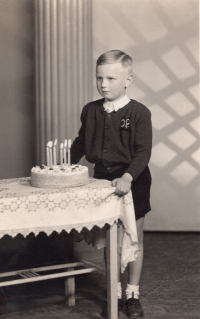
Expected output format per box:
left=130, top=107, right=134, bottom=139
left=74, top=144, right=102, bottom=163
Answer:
left=0, top=232, right=199, bottom=319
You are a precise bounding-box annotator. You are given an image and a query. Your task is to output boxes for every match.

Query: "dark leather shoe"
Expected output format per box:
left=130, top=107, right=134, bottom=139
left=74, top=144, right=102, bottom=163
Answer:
left=101, top=298, right=123, bottom=318
left=123, top=295, right=144, bottom=318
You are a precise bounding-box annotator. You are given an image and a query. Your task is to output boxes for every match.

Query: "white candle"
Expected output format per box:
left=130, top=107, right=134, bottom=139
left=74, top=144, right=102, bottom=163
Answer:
left=68, top=139, right=71, bottom=167
left=46, top=141, right=50, bottom=167
left=64, top=139, right=67, bottom=166
left=49, top=141, right=53, bottom=168
left=60, top=143, right=64, bottom=169
left=53, top=139, right=57, bottom=166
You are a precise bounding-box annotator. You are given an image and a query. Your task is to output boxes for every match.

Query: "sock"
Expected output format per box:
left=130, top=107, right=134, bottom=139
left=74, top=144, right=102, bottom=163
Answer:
left=117, top=282, right=122, bottom=299
left=125, top=284, right=139, bottom=300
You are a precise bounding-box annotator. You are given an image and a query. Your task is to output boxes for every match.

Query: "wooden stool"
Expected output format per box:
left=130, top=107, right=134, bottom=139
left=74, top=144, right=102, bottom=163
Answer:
left=0, top=262, right=97, bottom=306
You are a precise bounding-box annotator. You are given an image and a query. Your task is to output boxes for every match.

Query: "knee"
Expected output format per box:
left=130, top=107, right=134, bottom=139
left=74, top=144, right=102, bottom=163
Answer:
left=136, top=217, right=144, bottom=247
left=137, top=229, right=144, bottom=247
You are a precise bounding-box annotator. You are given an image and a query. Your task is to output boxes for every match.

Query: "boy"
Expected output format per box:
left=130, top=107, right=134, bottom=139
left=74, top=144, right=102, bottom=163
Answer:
left=71, top=50, right=152, bottom=318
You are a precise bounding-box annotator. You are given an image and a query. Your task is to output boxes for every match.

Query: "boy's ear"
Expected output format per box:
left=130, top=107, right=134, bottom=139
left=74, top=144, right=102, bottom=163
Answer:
left=125, top=74, right=133, bottom=88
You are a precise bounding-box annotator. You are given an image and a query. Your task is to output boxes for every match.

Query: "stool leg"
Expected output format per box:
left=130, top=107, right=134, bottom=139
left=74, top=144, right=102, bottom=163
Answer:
left=65, top=268, right=75, bottom=306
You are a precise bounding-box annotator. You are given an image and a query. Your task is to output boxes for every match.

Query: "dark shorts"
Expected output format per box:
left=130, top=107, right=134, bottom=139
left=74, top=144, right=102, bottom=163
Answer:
left=94, top=166, right=152, bottom=220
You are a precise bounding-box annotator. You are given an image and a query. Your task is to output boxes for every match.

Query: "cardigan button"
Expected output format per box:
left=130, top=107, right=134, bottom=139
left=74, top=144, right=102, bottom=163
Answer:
left=108, top=114, right=111, bottom=118
left=103, top=148, right=108, bottom=153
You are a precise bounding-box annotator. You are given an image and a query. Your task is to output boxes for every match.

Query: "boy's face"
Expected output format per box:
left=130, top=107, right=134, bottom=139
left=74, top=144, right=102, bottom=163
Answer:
left=96, top=63, right=132, bottom=102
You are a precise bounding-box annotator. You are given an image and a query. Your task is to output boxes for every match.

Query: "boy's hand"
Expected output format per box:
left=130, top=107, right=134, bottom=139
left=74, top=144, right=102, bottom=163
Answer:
left=111, top=173, right=133, bottom=196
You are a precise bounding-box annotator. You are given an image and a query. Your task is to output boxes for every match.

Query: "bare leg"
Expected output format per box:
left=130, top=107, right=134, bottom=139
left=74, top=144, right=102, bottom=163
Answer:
left=128, top=217, right=144, bottom=285
left=123, top=218, right=145, bottom=318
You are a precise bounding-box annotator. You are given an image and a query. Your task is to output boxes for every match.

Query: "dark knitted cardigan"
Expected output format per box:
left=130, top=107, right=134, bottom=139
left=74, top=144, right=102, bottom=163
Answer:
left=71, top=98, right=152, bottom=181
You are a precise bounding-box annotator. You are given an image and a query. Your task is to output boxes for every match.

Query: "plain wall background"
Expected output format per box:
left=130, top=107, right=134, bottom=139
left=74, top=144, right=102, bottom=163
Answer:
left=0, top=0, right=35, bottom=179
left=92, top=0, right=200, bottom=231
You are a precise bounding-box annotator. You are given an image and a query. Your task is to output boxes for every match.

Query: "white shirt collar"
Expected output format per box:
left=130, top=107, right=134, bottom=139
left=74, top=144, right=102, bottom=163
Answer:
left=104, top=94, right=130, bottom=112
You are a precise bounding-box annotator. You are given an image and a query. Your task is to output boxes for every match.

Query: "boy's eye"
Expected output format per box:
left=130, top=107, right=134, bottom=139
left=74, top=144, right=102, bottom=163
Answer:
left=108, top=77, right=115, bottom=81
left=96, top=77, right=102, bottom=81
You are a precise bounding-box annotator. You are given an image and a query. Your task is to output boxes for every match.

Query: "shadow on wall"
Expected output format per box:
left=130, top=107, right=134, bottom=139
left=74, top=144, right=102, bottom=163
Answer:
left=93, top=0, right=199, bottom=230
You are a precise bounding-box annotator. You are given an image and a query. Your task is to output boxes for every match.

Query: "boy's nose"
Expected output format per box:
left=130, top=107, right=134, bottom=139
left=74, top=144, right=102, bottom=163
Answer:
left=101, top=79, right=107, bottom=88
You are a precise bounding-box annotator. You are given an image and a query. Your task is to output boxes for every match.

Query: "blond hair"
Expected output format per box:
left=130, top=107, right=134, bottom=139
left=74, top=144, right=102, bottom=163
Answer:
left=96, top=50, right=133, bottom=73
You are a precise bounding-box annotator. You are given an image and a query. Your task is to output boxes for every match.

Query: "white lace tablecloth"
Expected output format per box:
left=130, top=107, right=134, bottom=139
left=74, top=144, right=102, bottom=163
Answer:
left=0, top=177, right=139, bottom=272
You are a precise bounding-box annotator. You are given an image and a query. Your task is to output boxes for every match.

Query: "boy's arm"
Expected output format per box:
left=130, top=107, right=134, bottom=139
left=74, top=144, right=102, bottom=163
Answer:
left=125, top=108, right=152, bottom=181
left=112, top=108, right=152, bottom=195
left=70, top=106, right=87, bottom=164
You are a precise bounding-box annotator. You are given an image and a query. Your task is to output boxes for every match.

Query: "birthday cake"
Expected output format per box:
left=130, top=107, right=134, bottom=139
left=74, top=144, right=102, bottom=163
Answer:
left=31, top=164, right=89, bottom=188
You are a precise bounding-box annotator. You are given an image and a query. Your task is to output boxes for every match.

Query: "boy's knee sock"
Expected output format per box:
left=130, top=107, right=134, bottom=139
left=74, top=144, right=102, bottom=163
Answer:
left=117, top=282, right=122, bottom=299
left=125, top=284, right=139, bottom=299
